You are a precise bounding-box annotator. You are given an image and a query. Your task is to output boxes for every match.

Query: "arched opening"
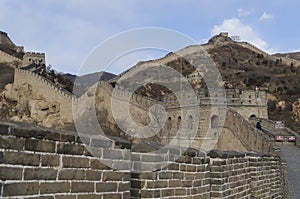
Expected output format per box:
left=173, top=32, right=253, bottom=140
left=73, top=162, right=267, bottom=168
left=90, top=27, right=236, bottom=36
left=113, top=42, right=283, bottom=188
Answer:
left=188, top=115, right=193, bottom=130
left=177, top=116, right=181, bottom=130
left=249, top=114, right=257, bottom=120
left=166, top=117, right=172, bottom=143
left=211, top=115, right=219, bottom=128
left=167, top=117, right=172, bottom=130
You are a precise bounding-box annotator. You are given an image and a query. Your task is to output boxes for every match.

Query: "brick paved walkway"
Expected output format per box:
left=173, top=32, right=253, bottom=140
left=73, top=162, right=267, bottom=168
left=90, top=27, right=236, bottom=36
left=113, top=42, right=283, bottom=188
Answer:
left=280, top=145, right=300, bottom=199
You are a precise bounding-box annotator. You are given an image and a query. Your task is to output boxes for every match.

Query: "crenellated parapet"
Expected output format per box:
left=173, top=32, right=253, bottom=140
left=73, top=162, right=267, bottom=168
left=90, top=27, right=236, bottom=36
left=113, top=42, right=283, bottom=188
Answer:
left=22, top=52, right=46, bottom=67
left=0, top=49, right=22, bottom=64
left=98, top=81, right=162, bottom=109
left=97, top=81, right=267, bottom=113
left=15, top=68, right=74, bottom=100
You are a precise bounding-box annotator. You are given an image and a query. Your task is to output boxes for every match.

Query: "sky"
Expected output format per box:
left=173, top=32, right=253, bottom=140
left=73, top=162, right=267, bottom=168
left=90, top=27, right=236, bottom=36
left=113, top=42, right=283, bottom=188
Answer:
left=0, top=0, right=299, bottom=75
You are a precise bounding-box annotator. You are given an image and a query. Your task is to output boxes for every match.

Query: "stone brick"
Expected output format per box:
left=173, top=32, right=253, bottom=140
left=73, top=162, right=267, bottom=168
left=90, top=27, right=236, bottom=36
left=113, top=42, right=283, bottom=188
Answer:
left=186, top=165, right=197, bottom=172
left=182, top=180, right=193, bottom=187
left=153, top=180, right=168, bottom=188
left=123, top=192, right=131, bottom=199
left=78, top=194, right=103, bottom=199
left=63, top=156, right=89, bottom=168
left=166, top=163, right=180, bottom=170
left=131, top=179, right=142, bottom=189
left=0, top=135, right=24, bottom=150
left=102, top=171, right=124, bottom=181
left=141, top=154, right=163, bottom=162
left=59, top=169, right=85, bottom=180
left=141, top=190, right=155, bottom=198
left=85, top=170, right=102, bottom=181
left=139, top=172, right=157, bottom=180
left=130, top=153, right=141, bottom=161
left=71, top=182, right=94, bottom=193
left=90, top=159, right=110, bottom=170
left=57, top=143, right=84, bottom=155
left=176, top=156, right=192, bottom=164
left=130, top=189, right=140, bottom=198
left=3, top=182, right=39, bottom=196
left=55, top=195, right=76, bottom=199
left=103, top=149, right=123, bottom=159
left=0, top=151, right=3, bottom=163
left=174, top=188, right=186, bottom=196
left=160, top=189, right=175, bottom=197
left=192, top=157, right=203, bottom=164
left=118, top=182, right=130, bottom=192
left=25, top=138, right=55, bottom=153
left=4, top=151, right=40, bottom=166
left=91, top=138, right=112, bottom=148
left=185, top=173, right=195, bottom=180
left=0, top=166, right=23, bottom=180
left=173, top=172, right=184, bottom=179
left=96, top=182, right=117, bottom=192
left=159, top=171, right=173, bottom=179
left=24, top=168, right=57, bottom=180
left=169, top=180, right=183, bottom=187
left=102, top=193, right=122, bottom=199
left=41, top=154, right=60, bottom=167
left=40, top=182, right=70, bottom=194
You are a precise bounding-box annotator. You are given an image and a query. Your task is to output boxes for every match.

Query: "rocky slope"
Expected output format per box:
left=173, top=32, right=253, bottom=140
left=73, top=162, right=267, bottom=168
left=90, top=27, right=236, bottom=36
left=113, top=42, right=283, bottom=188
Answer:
left=114, top=33, right=300, bottom=133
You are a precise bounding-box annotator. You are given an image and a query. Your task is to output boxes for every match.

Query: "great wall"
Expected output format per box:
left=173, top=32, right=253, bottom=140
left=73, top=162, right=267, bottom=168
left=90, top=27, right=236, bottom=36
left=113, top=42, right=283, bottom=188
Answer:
left=0, top=121, right=290, bottom=198
left=0, top=31, right=299, bottom=198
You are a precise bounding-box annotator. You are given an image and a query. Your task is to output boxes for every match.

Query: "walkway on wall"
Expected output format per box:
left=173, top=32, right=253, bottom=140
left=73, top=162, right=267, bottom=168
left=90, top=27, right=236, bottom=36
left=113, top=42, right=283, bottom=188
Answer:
left=280, top=145, right=300, bottom=199
left=259, top=123, right=299, bottom=198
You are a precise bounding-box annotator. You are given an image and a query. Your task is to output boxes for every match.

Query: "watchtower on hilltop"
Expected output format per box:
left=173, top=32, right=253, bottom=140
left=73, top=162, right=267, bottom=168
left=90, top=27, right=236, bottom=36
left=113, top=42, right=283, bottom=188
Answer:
left=22, top=52, right=46, bottom=67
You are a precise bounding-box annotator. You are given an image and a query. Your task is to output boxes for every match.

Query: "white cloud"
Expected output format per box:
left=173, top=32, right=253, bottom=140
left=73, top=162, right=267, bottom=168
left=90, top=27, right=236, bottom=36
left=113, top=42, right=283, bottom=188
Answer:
left=238, top=8, right=254, bottom=17
left=211, top=18, right=270, bottom=52
left=259, top=12, right=274, bottom=21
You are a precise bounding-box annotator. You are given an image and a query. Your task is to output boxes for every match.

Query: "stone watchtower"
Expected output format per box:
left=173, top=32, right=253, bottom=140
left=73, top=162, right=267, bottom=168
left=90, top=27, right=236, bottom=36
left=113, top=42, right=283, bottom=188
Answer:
left=22, top=52, right=46, bottom=67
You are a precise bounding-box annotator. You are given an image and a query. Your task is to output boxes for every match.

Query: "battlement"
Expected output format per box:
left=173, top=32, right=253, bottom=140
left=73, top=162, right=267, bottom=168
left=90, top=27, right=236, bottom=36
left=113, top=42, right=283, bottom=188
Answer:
left=0, top=50, right=22, bottom=63
left=0, top=121, right=289, bottom=198
left=22, top=52, right=46, bottom=67
left=24, top=52, right=46, bottom=56
left=15, top=68, right=73, bottom=100
left=93, top=81, right=268, bottom=129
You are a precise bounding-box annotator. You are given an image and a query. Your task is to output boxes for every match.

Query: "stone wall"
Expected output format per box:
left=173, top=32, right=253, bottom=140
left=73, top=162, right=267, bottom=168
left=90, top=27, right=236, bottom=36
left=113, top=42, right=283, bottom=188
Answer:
left=12, top=69, right=73, bottom=123
left=22, top=52, right=46, bottom=67
left=0, top=122, right=289, bottom=198
left=219, top=109, right=277, bottom=154
left=73, top=81, right=271, bottom=153
left=0, top=50, right=22, bottom=64
left=0, top=122, right=131, bottom=199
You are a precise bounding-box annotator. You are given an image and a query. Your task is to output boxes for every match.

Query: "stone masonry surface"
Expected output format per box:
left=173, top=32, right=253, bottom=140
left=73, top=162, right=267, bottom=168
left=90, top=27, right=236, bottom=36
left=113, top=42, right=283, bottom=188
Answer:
left=0, top=121, right=289, bottom=199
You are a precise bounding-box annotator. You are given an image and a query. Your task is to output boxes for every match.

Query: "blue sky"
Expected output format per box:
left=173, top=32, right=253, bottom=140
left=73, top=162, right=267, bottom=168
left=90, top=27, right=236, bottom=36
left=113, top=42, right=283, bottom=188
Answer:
left=0, top=0, right=299, bottom=74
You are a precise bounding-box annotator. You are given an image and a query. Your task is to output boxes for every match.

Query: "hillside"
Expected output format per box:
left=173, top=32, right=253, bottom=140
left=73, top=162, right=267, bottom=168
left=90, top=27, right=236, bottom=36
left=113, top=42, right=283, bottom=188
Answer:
left=205, top=36, right=300, bottom=133
left=273, top=51, right=300, bottom=62
left=113, top=33, right=300, bottom=134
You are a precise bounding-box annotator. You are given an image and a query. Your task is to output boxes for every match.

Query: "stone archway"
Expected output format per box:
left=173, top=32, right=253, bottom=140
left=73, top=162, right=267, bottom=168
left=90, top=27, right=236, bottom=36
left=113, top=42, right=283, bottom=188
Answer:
left=177, top=116, right=181, bottom=130
left=187, top=115, right=193, bottom=130
left=211, top=115, right=219, bottom=128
